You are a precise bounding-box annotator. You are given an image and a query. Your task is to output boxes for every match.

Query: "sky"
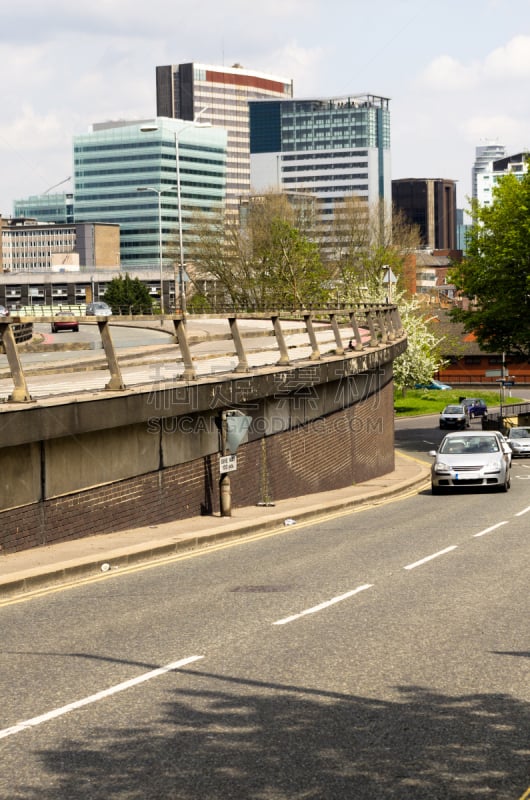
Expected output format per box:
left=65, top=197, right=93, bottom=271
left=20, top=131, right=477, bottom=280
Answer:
left=1, top=0, right=529, bottom=217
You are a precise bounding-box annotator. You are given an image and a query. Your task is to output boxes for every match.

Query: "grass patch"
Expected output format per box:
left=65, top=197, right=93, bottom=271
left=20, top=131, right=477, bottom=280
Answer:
left=394, top=389, right=524, bottom=417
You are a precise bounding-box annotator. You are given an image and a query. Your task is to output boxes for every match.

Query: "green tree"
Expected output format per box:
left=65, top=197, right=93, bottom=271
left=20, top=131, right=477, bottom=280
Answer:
left=187, top=192, right=331, bottom=309
left=329, top=199, right=421, bottom=302
left=103, top=274, right=153, bottom=314
left=450, top=164, right=530, bottom=357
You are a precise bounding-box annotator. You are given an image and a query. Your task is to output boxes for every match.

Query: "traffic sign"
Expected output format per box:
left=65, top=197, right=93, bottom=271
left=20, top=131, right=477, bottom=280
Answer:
left=220, top=454, right=237, bottom=473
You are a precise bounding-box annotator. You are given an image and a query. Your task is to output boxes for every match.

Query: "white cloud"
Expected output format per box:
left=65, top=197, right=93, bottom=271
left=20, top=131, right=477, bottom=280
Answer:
left=461, top=114, right=527, bottom=148
left=484, top=35, right=530, bottom=79
left=419, top=55, right=480, bottom=91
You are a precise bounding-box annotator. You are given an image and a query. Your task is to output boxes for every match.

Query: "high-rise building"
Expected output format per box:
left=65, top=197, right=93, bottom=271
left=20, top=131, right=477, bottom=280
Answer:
left=475, top=150, right=529, bottom=207
left=248, top=94, right=391, bottom=226
left=73, top=117, right=227, bottom=269
left=471, top=141, right=506, bottom=200
left=392, top=178, right=458, bottom=251
left=156, top=62, right=293, bottom=212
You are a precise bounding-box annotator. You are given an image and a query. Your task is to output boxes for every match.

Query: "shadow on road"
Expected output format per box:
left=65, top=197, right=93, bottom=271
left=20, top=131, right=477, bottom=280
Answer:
left=11, top=668, right=529, bottom=799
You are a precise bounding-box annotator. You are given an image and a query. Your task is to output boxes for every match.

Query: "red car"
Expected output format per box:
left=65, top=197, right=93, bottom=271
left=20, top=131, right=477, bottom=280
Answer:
left=51, top=312, right=79, bottom=333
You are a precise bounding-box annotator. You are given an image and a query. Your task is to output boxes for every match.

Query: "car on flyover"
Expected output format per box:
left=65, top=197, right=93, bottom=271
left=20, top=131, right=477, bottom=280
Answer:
left=86, top=301, right=112, bottom=316
left=439, top=404, right=470, bottom=430
left=51, top=312, right=79, bottom=333
left=415, top=379, right=452, bottom=390
left=504, top=426, right=530, bottom=457
left=429, top=431, right=511, bottom=494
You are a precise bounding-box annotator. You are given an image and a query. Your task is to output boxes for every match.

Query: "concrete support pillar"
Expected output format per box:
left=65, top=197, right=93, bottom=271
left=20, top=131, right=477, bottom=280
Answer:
left=0, top=321, right=32, bottom=402
left=229, top=317, right=250, bottom=372
left=365, top=310, right=378, bottom=347
left=376, top=309, right=388, bottom=343
left=303, top=313, right=320, bottom=360
left=272, top=315, right=290, bottom=365
left=173, top=318, right=197, bottom=381
left=97, top=319, right=126, bottom=391
left=349, top=311, right=364, bottom=350
left=328, top=313, right=345, bottom=355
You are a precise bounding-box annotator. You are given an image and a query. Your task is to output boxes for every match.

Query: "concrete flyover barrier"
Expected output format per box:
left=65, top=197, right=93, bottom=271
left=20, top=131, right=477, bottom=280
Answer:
left=0, top=305, right=407, bottom=555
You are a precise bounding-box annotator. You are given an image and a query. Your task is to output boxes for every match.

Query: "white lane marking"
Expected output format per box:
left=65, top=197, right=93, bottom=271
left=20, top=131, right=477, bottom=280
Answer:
left=0, top=655, right=203, bottom=740
left=473, top=521, right=509, bottom=537
left=273, top=584, right=373, bottom=626
left=404, top=546, right=457, bottom=570
left=515, top=505, right=530, bottom=516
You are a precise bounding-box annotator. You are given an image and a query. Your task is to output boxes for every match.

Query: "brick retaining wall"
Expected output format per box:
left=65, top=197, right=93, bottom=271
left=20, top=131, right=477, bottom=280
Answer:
left=0, top=383, right=394, bottom=554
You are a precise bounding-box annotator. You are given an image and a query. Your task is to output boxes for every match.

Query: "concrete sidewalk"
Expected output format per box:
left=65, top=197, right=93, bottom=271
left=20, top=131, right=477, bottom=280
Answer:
left=0, top=452, right=430, bottom=602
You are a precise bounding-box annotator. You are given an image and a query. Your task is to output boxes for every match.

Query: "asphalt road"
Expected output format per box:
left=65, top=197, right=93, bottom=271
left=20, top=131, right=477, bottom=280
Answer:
left=1, top=429, right=528, bottom=799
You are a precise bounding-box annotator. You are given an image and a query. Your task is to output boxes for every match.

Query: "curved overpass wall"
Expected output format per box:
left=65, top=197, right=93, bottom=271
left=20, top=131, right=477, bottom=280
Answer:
left=0, top=339, right=404, bottom=554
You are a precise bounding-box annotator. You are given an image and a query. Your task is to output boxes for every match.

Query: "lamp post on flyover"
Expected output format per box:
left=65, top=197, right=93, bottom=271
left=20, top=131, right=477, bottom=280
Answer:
left=136, top=187, right=164, bottom=314
left=141, top=110, right=210, bottom=314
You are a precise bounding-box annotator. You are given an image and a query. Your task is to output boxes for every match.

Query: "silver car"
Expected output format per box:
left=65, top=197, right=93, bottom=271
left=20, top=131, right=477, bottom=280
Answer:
left=430, top=431, right=511, bottom=494
left=439, top=404, right=470, bottom=430
left=505, top=426, right=530, bottom=457
left=86, top=301, right=112, bottom=316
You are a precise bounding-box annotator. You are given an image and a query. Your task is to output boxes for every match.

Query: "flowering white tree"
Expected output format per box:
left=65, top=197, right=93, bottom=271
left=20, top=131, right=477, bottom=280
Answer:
left=393, top=294, right=447, bottom=393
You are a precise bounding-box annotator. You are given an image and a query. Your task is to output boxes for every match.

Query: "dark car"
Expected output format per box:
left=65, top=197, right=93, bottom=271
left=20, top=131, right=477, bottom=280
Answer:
left=51, top=312, right=79, bottom=333
left=460, top=398, right=488, bottom=419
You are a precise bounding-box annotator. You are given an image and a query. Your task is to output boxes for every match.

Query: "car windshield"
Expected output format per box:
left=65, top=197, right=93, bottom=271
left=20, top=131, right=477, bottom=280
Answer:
left=440, top=437, right=500, bottom=455
left=509, top=428, right=530, bottom=438
left=444, top=406, right=464, bottom=414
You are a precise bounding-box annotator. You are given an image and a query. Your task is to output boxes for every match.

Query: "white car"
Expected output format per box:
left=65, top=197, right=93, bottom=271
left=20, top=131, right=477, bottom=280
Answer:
left=430, top=431, right=511, bottom=494
left=439, top=404, right=470, bottom=430
left=86, top=301, right=112, bottom=316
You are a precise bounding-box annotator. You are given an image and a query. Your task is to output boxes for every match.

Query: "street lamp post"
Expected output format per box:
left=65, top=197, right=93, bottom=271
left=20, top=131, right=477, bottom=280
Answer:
left=141, top=112, right=210, bottom=315
left=175, top=108, right=210, bottom=314
left=137, top=187, right=164, bottom=313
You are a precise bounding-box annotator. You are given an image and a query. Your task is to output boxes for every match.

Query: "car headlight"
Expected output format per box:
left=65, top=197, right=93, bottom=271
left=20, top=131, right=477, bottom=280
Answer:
left=483, top=460, right=502, bottom=474
left=434, top=461, right=451, bottom=473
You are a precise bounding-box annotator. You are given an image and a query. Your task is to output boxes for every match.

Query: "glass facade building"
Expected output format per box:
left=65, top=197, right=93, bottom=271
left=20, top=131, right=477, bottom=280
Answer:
left=14, top=193, right=74, bottom=224
left=249, top=95, right=391, bottom=221
left=156, top=63, right=293, bottom=214
left=73, top=118, right=227, bottom=268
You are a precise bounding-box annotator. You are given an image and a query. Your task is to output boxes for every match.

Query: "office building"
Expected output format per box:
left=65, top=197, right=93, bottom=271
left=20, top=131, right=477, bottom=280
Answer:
left=156, top=62, right=293, bottom=212
left=73, top=117, right=227, bottom=269
left=471, top=141, right=506, bottom=200
left=249, top=94, right=392, bottom=227
left=14, top=193, right=74, bottom=224
left=392, top=178, right=458, bottom=251
left=475, top=150, right=529, bottom=207
left=0, top=217, right=119, bottom=273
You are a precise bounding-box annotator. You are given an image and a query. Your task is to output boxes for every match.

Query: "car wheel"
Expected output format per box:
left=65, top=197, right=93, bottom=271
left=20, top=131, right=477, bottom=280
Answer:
left=498, top=475, right=510, bottom=492
left=432, top=484, right=443, bottom=495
